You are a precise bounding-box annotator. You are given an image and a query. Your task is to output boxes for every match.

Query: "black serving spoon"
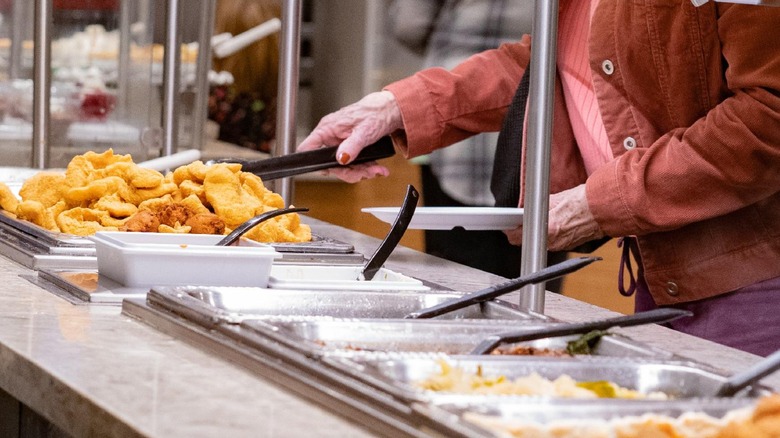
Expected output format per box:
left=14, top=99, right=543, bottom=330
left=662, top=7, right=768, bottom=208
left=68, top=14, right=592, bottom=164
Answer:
left=404, top=256, right=601, bottom=319
left=469, top=307, right=693, bottom=355
left=714, top=349, right=780, bottom=397
left=359, top=185, right=419, bottom=281
left=216, top=207, right=310, bottom=246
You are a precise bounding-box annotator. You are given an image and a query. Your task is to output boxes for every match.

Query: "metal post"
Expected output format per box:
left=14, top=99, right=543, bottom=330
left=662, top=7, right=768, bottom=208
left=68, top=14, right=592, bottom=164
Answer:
left=32, top=0, right=52, bottom=169
left=274, top=0, right=302, bottom=204
left=191, top=0, right=217, bottom=151
left=518, top=0, right=559, bottom=312
left=162, top=0, right=182, bottom=157
left=9, top=0, right=28, bottom=80
left=116, top=0, right=131, bottom=118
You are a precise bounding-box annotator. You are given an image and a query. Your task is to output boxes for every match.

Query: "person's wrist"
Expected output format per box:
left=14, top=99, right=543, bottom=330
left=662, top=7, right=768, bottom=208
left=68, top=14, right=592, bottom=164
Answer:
left=379, top=90, right=404, bottom=131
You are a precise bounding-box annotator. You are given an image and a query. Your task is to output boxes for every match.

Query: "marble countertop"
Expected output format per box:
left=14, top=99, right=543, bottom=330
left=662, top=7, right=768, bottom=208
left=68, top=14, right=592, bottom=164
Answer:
left=0, top=218, right=776, bottom=437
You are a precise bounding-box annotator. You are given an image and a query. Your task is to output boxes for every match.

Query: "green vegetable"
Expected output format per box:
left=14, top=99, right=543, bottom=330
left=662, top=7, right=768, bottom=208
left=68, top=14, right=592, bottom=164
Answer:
left=565, top=330, right=610, bottom=355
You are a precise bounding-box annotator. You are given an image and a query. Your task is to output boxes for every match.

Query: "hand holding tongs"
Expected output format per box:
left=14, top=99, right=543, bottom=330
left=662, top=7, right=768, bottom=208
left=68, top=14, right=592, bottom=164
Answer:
left=209, top=136, right=396, bottom=181
left=404, top=256, right=601, bottom=319
left=469, top=307, right=693, bottom=355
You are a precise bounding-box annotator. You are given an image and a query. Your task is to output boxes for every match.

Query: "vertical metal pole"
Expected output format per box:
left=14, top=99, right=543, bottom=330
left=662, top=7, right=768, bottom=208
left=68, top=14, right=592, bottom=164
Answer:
left=116, top=0, right=132, bottom=118
left=9, top=0, right=28, bottom=80
left=518, top=0, right=559, bottom=312
left=191, top=0, right=217, bottom=151
left=162, top=0, right=182, bottom=157
left=32, top=0, right=52, bottom=169
left=274, top=0, right=302, bottom=204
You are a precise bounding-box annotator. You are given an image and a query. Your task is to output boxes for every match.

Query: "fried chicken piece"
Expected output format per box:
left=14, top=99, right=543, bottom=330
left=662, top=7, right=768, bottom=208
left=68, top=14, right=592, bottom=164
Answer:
left=92, top=193, right=137, bottom=218
left=185, top=213, right=225, bottom=234
left=119, top=210, right=160, bottom=232
left=0, top=182, right=19, bottom=212
left=18, top=172, right=67, bottom=208
left=157, top=203, right=196, bottom=227
left=158, top=223, right=191, bottom=233
left=56, top=207, right=117, bottom=235
left=203, top=164, right=260, bottom=228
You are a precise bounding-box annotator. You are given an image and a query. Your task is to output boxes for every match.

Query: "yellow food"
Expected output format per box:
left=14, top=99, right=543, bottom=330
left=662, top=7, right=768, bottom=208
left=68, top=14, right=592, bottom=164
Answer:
left=416, top=360, right=667, bottom=400
left=0, top=149, right=311, bottom=243
left=462, top=394, right=780, bottom=438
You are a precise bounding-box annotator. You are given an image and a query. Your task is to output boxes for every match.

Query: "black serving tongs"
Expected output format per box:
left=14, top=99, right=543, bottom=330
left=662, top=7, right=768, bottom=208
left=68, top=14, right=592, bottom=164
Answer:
left=404, top=256, right=601, bottom=319
left=714, top=348, right=780, bottom=397
left=210, top=136, right=396, bottom=181
left=359, top=184, right=419, bottom=281
left=469, top=307, right=693, bottom=355
left=216, top=207, right=309, bottom=246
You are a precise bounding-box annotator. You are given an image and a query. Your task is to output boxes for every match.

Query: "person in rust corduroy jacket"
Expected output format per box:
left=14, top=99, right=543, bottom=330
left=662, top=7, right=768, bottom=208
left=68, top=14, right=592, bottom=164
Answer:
left=299, top=1, right=780, bottom=356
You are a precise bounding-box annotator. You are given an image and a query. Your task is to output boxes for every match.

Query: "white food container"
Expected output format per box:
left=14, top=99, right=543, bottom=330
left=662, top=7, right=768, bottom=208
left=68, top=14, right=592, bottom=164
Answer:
left=267, top=264, right=430, bottom=291
left=91, top=232, right=281, bottom=287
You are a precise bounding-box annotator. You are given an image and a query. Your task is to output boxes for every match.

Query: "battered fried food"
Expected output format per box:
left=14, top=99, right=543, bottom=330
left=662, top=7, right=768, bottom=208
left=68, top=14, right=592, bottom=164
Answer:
left=157, top=203, right=195, bottom=227
left=18, top=172, right=67, bottom=208
left=0, top=182, right=19, bottom=213
left=185, top=213, right=225, bottom=235
left=0, top=150, right=311, bottom=243
left=119, top=210, right=160, bottom=232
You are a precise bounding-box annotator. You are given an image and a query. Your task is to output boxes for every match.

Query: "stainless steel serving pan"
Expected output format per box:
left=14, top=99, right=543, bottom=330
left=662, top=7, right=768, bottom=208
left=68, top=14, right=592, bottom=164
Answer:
left=240, top=318, right=673, bottom=359
left=413, top=396, right=764, bottom=438
left=325, top=355, right=770, bottom=404
left=146, top=286, right=547, bottom=325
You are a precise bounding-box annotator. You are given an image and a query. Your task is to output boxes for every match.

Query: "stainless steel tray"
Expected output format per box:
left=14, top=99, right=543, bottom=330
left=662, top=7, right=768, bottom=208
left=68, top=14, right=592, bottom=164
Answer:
left=328, top=355, right=769, bottom=403
left=0, top=211, right=91, bottom=248
left=413, top=396, right=762, bottom=437
left=240, top=318, right=673, bottom=359
left=146, top=286, right=546, bottom=325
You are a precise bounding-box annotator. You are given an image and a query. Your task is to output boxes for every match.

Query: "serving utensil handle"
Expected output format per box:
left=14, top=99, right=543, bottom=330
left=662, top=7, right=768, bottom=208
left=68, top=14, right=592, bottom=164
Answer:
left=470, top=307, right=693, bottom=355
left=405, top=256, right=600, bottom=320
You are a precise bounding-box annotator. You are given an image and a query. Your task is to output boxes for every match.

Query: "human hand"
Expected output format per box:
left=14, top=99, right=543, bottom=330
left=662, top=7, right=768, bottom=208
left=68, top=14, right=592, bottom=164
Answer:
left=503, top=184, right=605, bottom=251
left=297, top=91, right=403, bottom=183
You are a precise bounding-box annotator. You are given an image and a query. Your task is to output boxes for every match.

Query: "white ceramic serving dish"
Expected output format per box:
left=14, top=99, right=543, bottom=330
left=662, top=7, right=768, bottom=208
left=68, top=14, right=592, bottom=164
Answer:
left=91, top=232, right=281, bottom=288
left=267, top=264, right=430, bottom=291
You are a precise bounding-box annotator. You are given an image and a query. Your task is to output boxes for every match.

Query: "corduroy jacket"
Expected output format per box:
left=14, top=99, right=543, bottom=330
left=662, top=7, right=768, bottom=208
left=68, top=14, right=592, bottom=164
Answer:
left=385, top=0, right=780, bottom=305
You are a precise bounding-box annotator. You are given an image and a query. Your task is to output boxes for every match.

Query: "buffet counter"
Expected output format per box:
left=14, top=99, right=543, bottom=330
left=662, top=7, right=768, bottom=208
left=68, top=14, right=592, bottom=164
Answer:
left=0, top=218, right=777, bottom=437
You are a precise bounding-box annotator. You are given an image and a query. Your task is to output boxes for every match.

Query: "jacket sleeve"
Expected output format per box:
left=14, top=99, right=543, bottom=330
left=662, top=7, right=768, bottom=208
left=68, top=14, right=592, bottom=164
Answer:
left=384, top=35, right=532, bottom=159
left=587, top=4, right=780, bottom=237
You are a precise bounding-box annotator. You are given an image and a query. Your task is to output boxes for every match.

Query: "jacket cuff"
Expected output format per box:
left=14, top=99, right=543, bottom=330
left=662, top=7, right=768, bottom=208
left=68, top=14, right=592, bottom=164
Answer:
left=384, top=76, right=443, bottom=159
left=586, top=161, right=635, bottom=236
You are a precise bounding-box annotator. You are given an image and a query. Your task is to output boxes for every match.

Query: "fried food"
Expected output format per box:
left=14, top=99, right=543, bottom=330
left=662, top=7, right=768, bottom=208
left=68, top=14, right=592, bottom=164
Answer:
left=157, top=203, right=195, bottom=227
left=186, top=213, right=225, bottom=235
left=119, top=210, right=160, bottom=232
left=0, top=150, right=311, bottom=243
left=57, top=207, right=120, bottom=235
left=0, top=182, right=19, bottom=213
left=18, top=172, right=67, bottom=208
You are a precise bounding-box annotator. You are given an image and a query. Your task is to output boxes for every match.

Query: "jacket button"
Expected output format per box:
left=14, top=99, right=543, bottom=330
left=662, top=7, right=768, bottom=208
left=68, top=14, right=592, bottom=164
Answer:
left=666, top=281, right=679, bottom=296
left=601, top=60, right=615, bottom=75
left=623, top=137, right=637, bottom=150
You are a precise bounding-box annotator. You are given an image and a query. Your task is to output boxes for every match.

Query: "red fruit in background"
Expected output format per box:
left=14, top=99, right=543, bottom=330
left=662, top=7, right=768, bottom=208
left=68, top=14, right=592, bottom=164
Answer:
left=81, top=92, right=116, bottom=120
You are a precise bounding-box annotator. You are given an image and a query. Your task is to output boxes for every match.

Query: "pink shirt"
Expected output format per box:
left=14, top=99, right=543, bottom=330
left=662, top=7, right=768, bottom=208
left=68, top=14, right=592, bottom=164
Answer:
left=557, top=0, right=612, bottom=175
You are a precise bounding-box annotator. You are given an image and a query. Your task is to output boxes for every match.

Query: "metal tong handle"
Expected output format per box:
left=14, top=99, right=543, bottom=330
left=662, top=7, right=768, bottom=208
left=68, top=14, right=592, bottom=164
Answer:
left=405, top=256, right=601, bottom=319
left=216, top=207, right=309, bottom=246
left=715, top=348, right=780, bottom=397
left=360, top=185, right=419, bottom=281
left=470, top=307, right=693, bottom=355
left=210, top=136, right=396, bottom=181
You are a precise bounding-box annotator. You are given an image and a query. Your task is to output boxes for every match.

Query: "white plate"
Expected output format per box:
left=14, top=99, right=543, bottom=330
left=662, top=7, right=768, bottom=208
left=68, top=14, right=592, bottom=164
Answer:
left=361, top=207, right=523, bottom=231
